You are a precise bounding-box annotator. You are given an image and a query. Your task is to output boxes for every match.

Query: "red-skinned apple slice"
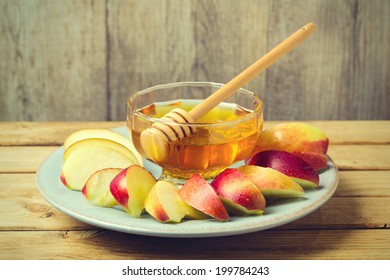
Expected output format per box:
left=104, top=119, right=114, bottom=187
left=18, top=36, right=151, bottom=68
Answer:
left=237, top=165, right=305, bottom=198
left=246, top=150, right=320, bottom=188
left=110, top=165, right=156, bottom=217
left=291, top=151, right=328, bottom=172
left=211, top=168, right=266, bottom=215
left=145, top=181, right=207, bottom=223
left=109, top=167, right=129, bottom=207
left=82, top=168, right=122, bottom=207
left=179, top=174, right=229, bottom=221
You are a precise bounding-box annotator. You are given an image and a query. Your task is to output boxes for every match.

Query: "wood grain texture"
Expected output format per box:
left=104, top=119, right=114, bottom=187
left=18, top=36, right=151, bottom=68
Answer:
left=0, top=146, right=58, bottom=173
left=0, top=121, right=125, bottom=146
left=0, top=229, right=389, bottom=260
left=1, top=121, right=389, bottom=146
left=1, top=0, right=389, bottom=121
left=328, top=145, right=390, bottom=170
left=106, top=0, right=268, bottom=120
left=0, top=121, right=389, bottom=260
left=265, top=0, right=354, bottom=120
left=0, top=0, right=107, bottom=121
left=352, top=0, right=390, bottom=119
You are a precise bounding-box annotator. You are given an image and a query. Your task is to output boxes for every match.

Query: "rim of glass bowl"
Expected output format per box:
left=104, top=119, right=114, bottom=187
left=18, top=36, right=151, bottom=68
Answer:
left=128, top=81, right=263, bottom=128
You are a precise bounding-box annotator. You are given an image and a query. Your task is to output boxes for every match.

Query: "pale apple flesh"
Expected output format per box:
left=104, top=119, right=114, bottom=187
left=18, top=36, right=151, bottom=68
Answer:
left=246, top=150, right=320, bottom=188
left=145, top=181, right=206, bottom=223
left=82, top=168, right=122, bottom=207
left=109, top=165, right=156, bottom=217
left=237, top=165, right=305, bottom=198
left=125, top=165, right=157, bottom=217
left=211, top=168, right=266, bottom=215
left=63, top=128, right=143, bottom=166
left=61, top=145, right=136, bottom=191
left=179, top=174, right=229, bottom=221
left=64, top=138, right=139, bottom=164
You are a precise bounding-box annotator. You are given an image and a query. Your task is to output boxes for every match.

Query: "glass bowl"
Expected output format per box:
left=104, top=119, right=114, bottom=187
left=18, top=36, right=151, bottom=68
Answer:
left=127, top=81, right=263, bottom=182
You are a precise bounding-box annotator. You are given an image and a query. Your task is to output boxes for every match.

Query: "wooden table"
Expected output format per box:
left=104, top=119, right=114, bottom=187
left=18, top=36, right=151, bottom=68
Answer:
left=1, top=121, right=389, bottom=260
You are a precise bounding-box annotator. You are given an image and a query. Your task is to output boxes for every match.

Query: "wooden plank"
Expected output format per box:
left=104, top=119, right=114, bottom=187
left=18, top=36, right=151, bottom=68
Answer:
left=0, top=146, right=58, bottom=173
left=285, top=197, right=390, bottom=229
left=106, top=0, right=269, bottom=121
left=0, top=122, right=126, bottom=146
left=0, top=0, right=107, bottom=121
left=1, top=121, right=389, bottom=146
left=106, top=0, right=196, bottom=120
left=1, top=1, right=390, bottom=122
left=328, top=145, right=390, bottom=170
left=265, top=0, right=355, bottom=120
left=0, top=173, right=90, bottom=230
left=190, top=0, right=269, bottom=90
left=334, top=171, right=390, bottom=197
left=1, top=171, right=389, bottom=231
left=351, top=0, right=390, bottom=119
left=0, top=229, right=389, bottom=259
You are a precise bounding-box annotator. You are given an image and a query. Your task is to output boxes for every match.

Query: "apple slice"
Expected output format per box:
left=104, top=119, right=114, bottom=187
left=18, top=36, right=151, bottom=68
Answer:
left=63, top=128, right=143, bottom=166
left=291, top=151, right=328, bottom=172
left=110, top=165, right=156, bottom=217
left=64, top=138, right=138, bottom=164
left=246, top=150, right=320, bottom=188
left=145, top=181, right=206, bottom=223
left=178, top=174, right=229, bottom=221
left=60, top=146, right=136, bottom=191
left=211, top=168, right=266, bottom=215
left=82, top=168, right=122, bottom=207
left=253, top=122, right=329, bottom=171
left=237, top=165, right=305, bottom=198
left=109, top=167, right=128, bottom=207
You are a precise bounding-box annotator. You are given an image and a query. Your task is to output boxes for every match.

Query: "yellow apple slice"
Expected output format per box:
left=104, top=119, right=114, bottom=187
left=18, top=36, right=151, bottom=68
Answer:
left=63, top=128, right=143, bottom=166
left=64, top=138, right=138, bottom=164
left=238, top=165, right=305, bottom=198
left=109, top=165, right=157, bottom=217
left=145, top=181, right=185, bottom=223
left=125, top=165, right=157, bottom=217
left=82, top=168, right=122, bottom=207
left=60, top=146, right=136, bottom=191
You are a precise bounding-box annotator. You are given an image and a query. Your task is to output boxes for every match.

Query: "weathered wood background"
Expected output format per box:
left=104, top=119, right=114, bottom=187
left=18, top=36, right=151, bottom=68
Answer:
left=1, top=0, right=389, bottom=121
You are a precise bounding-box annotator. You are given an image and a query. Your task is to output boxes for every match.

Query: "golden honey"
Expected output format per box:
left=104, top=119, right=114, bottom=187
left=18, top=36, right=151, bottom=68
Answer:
left=129, top=99, right=263, bottom=179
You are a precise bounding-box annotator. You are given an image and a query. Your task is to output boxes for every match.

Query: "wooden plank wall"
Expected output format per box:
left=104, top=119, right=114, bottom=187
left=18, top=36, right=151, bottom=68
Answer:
left=1, top=0, right=389, bottom=121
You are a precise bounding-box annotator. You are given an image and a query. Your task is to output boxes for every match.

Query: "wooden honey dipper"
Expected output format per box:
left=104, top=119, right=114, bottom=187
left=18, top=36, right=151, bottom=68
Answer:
left=141, top=23, right=316, bottom=162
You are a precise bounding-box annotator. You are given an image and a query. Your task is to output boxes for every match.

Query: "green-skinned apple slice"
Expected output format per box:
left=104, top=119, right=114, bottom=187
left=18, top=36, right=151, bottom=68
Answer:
left=237, top=165, right=305, bottom=198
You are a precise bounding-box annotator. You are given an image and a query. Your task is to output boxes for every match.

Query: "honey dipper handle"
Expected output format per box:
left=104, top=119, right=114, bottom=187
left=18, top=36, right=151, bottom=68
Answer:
left=188, top=22, right=316, bottom=120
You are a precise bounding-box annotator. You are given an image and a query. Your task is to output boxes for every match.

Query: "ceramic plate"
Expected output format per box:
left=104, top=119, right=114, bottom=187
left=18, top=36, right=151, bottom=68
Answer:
left=36, top=127, right=339, bottom=238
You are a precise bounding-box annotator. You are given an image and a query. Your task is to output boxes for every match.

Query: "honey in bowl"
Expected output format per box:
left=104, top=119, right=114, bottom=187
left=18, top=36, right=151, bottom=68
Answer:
left=127, top=82, right=263, bottom=181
